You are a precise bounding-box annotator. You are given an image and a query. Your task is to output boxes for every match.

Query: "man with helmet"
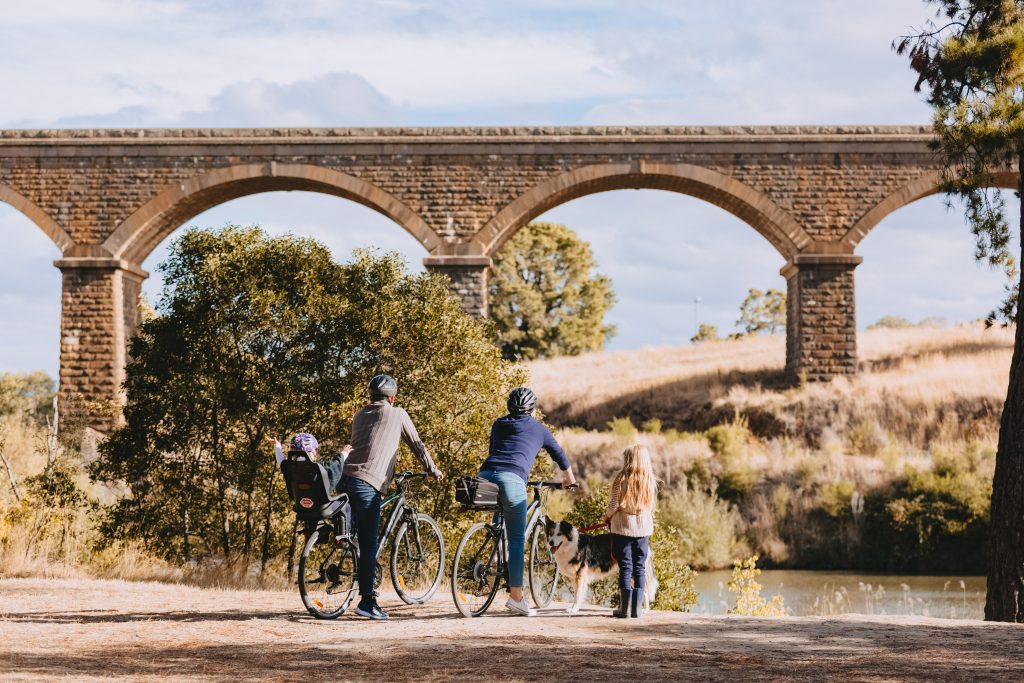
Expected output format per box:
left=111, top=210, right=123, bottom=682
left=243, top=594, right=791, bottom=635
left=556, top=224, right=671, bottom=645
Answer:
left=341, top=373, right=444, bottom=620
left=479, top=386, right=576, bottom=616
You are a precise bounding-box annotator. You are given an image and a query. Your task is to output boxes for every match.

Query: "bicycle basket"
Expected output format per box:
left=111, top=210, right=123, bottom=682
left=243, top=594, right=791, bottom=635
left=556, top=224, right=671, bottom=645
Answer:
left=454, top=475, right=500, bottom=510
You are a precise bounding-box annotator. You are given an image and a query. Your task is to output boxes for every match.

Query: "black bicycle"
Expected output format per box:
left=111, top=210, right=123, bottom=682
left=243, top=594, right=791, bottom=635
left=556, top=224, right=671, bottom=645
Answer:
left=450, top=480, right=573, bottom=617
left=298, top=470, right=445, bottom=619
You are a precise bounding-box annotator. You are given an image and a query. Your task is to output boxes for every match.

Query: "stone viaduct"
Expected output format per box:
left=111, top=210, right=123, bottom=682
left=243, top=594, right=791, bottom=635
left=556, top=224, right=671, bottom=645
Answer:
left=0, top=125, right=981, bottom=432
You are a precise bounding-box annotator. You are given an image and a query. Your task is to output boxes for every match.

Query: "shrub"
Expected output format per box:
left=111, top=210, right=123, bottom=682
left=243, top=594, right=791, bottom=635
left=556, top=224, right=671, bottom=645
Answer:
left=706, top=419, right=750, bottom=463
left=846, top=420, right=889, bottom=456
left=727, top=554, right=786, bottom=616
left=606, top=417, right=638, bottom=439
left=658, top=482, right=743, bottom=570
left=861, top=465, right=989, bottom=572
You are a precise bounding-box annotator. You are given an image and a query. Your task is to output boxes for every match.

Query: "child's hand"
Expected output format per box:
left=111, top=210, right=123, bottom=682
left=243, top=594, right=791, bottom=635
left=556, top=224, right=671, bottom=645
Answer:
left=264, top=435, right=280, bottom=446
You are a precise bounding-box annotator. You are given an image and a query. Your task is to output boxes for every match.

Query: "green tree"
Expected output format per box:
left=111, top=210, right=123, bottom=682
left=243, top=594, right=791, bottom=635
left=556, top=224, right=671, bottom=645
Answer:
left=690, top=323, right=719, bottom=344
left=489, top=222, right=616, bottom=360
left=736, top=288, right=786, bottom=335
left=92, top=226, right=523, bottom=569
left=0, top=371, right=55, bottom=425
left=897, top=1, right=1024, bottom=621
left=868, top=315, right=913, bottom=330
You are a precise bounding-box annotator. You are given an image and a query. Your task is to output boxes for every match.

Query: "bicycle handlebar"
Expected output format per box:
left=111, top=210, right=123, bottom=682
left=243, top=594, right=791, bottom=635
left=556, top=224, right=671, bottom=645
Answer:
left=395, top=470, right=430, bottom=483
left=527, top=480, right=579, bottom=490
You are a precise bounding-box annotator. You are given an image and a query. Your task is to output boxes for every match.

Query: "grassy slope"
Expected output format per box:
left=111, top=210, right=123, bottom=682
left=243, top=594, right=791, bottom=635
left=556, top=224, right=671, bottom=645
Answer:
left=527, top=324, right=1014, bottom=444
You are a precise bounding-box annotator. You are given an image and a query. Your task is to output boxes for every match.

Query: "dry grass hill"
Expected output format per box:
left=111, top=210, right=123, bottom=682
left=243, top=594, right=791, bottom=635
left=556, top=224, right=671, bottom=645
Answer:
left=528, top=324, right=1013, bottom=445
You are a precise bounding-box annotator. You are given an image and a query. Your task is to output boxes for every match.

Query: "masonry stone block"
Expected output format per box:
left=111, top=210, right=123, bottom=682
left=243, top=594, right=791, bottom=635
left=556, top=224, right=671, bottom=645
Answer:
left=0, top=126, right=963, bottom=431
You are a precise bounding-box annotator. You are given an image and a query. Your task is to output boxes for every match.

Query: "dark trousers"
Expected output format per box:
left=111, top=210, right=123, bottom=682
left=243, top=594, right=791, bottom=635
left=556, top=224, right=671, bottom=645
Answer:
left=612, top=534, right=649, bottom=591
left=341, top=475, right=382, bottom=599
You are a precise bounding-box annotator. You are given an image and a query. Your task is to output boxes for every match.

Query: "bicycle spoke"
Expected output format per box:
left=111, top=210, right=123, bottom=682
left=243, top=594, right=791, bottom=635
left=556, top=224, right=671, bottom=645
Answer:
left=391, top=513, right=445, bottom=604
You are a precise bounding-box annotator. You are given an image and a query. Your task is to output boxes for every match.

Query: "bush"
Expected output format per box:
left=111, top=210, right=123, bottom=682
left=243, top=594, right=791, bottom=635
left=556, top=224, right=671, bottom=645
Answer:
left=606, top=417, right=638, bottom=439
left=727, top=554, right=786, bottom=616
left=658, top=482, right=743, bottom=570
left=861, top=464, right=989, bottom=572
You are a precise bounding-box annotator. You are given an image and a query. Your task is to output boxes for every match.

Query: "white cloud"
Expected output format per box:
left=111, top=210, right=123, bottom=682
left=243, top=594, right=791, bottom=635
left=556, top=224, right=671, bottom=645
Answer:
left=1, top=0, right=1007, bottom=376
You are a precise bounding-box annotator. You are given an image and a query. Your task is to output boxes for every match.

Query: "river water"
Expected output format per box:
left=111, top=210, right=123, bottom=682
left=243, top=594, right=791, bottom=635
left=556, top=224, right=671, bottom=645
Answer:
left=690, top=570, right=986, bottom=619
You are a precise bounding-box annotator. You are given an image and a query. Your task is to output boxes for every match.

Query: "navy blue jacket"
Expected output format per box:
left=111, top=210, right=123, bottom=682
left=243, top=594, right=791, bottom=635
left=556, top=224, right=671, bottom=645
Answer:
left=481, top=414, right=570, bottom=483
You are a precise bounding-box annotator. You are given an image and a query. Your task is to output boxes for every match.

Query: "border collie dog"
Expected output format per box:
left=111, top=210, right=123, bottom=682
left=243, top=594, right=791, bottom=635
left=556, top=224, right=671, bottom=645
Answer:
left=544, top=516, right=658, bottom=614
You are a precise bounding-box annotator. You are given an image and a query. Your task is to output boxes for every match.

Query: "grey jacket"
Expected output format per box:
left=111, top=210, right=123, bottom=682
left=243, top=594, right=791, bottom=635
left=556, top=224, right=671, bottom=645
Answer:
left=342, top=399, right=441, bottom=492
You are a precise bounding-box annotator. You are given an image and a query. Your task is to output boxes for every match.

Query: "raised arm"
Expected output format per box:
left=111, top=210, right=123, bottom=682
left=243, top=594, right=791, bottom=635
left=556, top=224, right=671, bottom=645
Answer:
left=265, top=436, right=284, bottom=466
left=542, top=424, right=576, bottom=488
left=400, top=409, right=444, bottom=480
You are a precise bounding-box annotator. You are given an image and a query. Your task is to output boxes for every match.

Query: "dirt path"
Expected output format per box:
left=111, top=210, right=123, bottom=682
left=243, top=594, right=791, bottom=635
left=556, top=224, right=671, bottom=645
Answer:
left=1, top=578, right=1022, bottom=682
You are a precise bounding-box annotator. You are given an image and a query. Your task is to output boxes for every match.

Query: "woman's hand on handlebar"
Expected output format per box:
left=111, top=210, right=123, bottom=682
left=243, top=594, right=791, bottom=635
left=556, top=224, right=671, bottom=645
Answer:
left=432, top=470, right=446, bottom=482
left=561, top=468, right=577, bottom=490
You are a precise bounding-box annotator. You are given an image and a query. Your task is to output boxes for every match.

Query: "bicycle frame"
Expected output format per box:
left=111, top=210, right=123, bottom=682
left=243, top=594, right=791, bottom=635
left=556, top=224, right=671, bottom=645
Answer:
left=483, top=483, right=556, bottom=583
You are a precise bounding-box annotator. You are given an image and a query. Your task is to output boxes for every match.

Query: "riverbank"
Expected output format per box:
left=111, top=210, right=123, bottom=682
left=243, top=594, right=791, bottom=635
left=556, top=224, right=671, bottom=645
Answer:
left=1, top=578, right=1022, bottom=682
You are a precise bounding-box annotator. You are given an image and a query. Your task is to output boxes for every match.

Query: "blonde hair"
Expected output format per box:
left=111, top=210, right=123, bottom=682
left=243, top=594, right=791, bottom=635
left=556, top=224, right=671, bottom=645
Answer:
left=613, top=444, right=657, bottom=514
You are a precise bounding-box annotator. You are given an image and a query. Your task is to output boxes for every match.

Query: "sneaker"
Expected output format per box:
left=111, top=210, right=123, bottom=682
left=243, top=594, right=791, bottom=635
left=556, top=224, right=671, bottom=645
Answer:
left=355, top=600, right=389, bottom=620
left=505, top=597, right=536, bottom=617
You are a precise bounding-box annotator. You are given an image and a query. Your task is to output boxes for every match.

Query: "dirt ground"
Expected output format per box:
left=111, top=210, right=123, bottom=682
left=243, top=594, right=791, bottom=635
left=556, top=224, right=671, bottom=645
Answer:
left=1, top=578, right=1022, bottom=682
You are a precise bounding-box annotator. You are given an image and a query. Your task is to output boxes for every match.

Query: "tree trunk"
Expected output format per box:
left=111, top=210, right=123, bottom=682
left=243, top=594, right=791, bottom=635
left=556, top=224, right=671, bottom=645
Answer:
left=286, top=519, right=299, bottom=581
left=212, top=412, right=231, bottom=557
left=985, top=149, right=1024, bottom=622
left=259, top=467, right=276, bottom=572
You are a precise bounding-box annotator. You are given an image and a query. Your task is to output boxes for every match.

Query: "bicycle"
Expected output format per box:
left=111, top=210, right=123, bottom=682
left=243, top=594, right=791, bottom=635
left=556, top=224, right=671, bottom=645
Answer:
left=298, top=470, right=445, bottom=619
left=450, top=480, right=576, bottom=617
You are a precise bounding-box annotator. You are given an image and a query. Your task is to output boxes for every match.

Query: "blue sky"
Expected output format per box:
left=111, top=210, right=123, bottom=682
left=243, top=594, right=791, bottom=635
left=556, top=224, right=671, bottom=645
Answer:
left=0, top=1, right=1013, bottom=376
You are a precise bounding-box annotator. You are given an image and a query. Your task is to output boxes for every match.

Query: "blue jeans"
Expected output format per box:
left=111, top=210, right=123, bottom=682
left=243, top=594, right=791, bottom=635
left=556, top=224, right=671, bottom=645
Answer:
left=612, top=534, right=649, bottom=591
left=479, top=469, right=528, bottom=589
left=341, top=475, right=382, bottom=599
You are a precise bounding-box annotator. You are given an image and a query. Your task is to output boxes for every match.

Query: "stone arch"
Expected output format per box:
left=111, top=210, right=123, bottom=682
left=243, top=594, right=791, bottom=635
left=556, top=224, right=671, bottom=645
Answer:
left=103, top=163, right=441, bottom=264
left=469, top=162, right=814, bottom=259
left=0, top=184, right=73, bottom=252
left=842, top=169, right=1020, bottom=249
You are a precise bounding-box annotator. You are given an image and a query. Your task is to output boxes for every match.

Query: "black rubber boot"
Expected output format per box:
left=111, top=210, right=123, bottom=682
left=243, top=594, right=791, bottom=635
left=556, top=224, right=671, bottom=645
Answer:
left=630, top=587, right=642, bottom=618
left=613, top=589, right=632, bottom=618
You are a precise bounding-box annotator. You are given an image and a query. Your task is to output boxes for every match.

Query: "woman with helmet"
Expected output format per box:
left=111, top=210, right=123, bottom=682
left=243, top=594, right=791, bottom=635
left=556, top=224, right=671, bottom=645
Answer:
left=479, top=386, right=576, bottom=616
left=340, top=373, right=444, bottom=620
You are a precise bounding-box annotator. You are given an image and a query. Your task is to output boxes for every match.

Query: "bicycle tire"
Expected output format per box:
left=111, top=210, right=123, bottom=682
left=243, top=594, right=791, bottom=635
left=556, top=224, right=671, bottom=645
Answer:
left=528, top=520, right=560, bottom=608
left=451, top=522, right=502, bottom=617
left=391, top=512, right=445, bottom=604
left=298, top=527, right=357, bottom=619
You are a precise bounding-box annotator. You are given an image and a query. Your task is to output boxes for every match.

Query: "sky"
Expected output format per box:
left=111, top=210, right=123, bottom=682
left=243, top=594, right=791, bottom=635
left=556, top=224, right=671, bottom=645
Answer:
left=0, top=0, right=1013, bottom=376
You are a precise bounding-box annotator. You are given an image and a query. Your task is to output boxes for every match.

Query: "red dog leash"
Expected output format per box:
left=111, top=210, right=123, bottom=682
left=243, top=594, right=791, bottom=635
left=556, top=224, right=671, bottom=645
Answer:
left=577, top=521, right=610, bottom=534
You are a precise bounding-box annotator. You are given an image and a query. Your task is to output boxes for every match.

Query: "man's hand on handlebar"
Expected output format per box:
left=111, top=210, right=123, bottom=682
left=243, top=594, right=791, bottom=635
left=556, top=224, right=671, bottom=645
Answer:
left=561, top=467, right=577, bottom=490
left=432, top=470, right=446, bottom=482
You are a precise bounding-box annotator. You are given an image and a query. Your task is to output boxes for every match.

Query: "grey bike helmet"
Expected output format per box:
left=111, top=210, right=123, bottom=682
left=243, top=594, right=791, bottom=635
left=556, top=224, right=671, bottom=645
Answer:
left=507, top=387, right=537, bottom=415
left=368, top=374, right=398, bottom=399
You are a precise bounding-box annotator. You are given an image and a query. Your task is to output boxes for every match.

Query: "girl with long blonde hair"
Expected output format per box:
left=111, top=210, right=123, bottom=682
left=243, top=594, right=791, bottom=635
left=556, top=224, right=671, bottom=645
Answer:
left=604, top=443, right=657, bottom=618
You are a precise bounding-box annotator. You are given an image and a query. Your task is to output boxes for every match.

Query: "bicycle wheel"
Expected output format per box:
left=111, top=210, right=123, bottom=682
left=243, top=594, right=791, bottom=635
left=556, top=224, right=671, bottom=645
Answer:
left=298, top=527, right=357, bottom=619
left=451, top=522, right=502, bottom=617
left=528, top=521, right=559, bottom=608
left=391, top=512, right=445, bottom=605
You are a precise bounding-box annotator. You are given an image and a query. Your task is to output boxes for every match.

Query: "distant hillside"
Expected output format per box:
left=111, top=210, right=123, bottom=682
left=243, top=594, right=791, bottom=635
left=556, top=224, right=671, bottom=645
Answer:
left=527, top=325, right=1014, bottom=446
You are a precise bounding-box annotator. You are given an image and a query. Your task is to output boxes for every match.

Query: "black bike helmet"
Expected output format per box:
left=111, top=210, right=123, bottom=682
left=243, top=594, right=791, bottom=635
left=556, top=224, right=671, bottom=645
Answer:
left=507, top=387, right=537, bottom=415
left=368, top=374, right=398, bottom=399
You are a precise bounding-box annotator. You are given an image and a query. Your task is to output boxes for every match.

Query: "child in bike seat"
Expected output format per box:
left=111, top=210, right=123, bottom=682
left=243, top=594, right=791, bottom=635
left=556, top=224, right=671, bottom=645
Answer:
left=266, top=432, right=350, bottom=492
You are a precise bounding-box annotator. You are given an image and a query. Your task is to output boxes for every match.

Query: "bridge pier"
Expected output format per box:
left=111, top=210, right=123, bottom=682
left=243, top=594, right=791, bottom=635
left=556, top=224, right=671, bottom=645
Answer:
left=782, top=254, right=862, bottom=383
left=54, top=257, right=147, bottom=434
left=423, top=256, right=491, bottom=318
